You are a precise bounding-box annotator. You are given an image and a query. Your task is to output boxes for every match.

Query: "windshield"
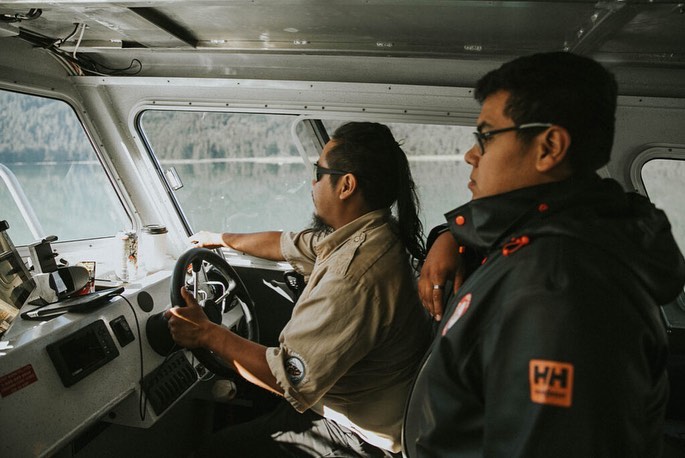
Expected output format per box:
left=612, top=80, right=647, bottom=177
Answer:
left=139, top=110, right=474, bottom=235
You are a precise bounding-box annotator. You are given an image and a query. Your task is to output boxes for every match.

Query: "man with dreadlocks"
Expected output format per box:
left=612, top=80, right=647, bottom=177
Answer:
left=167, top=122, right=431, bottom=457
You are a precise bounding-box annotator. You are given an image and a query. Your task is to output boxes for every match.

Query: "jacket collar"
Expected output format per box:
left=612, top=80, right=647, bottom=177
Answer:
left=445, top=173, right=602, bottom=251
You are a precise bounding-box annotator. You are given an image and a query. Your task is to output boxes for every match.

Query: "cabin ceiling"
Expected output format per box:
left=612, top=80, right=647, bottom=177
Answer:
left=0, top=1, right=684, bottom=95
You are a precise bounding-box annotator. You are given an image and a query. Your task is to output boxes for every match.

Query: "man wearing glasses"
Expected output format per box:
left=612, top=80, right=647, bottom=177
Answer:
left=404, top=52, right=685, bottom=456
left=168, top=122, right=431, bottom=457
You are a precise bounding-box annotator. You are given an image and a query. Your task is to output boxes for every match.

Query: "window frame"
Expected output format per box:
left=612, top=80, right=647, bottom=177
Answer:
left=0, top=86, right=133, bottom=248
left=631, top=146, right=685, bottom=196
left=631, top=145, right=685, bottom=257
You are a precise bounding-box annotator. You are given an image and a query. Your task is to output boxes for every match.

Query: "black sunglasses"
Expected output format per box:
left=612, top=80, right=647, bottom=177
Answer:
left=313, top=161, right=349, bottom=182
left=473, top=123, right=552, bottom=155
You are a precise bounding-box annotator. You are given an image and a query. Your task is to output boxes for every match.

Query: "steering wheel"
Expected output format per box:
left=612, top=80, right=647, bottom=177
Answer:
left=169, top=247, right=259, bottom=377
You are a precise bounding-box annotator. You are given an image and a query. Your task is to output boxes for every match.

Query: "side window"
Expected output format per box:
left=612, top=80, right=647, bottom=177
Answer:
left=322, top=120, right=474, bottom=231
left=0, top=89, right=129, bottom=246
left=138, top=112, right=314, bottom=234
left=641, top=158, right=685, bottom=254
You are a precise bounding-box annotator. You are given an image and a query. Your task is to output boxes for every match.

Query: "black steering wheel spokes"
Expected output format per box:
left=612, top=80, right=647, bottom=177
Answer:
left=170, top=247, right=259, bottom=377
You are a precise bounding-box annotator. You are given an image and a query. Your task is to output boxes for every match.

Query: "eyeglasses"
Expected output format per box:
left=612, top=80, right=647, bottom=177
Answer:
left=473, top=123, right=553, bottom=155
left=312, top=161, right=350, bottom=182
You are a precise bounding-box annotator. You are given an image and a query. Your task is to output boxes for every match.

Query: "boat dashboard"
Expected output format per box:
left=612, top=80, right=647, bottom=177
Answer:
left=1, top=269, right=196, bottom=456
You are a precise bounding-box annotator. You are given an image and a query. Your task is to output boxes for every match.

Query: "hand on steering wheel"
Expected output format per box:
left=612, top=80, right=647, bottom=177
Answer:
left=165, top=247, right=258, bottom=377
left=165, top=287, right=211, bottom=349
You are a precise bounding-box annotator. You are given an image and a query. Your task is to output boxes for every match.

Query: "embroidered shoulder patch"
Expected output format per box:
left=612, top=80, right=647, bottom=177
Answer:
left=529, top=359, right=574, bottom=408
left=285, top=356, right=306, bottom=385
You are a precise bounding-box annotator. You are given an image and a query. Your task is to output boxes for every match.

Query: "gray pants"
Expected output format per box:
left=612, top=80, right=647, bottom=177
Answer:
left=196, top=400, right=398, bottom=457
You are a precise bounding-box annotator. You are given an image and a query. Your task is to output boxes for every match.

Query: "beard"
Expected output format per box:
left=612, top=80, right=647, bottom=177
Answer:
left=309, top=213, right=333, bottom=236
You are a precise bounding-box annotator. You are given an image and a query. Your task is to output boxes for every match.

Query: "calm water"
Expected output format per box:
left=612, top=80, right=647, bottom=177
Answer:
left=1, top=159, right=473, bottom=246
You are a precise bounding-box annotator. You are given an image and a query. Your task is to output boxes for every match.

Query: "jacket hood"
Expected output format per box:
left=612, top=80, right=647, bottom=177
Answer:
left=445, top=173, right=685, bottom=305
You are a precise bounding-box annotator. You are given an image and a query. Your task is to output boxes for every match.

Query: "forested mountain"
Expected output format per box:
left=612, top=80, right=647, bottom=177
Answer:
left=141, top=111, right=302, bottom=161
left=0, top=92, right=92, bottom=163
left=1, top=90, right=472, bottom=165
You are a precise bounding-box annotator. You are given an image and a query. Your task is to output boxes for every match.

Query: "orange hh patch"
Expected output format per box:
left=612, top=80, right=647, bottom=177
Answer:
left=529, top=359, right=574, bottom=408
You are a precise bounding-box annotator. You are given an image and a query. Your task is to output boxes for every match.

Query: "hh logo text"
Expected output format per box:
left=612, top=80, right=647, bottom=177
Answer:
left=529, top=359, right=574, bottom=408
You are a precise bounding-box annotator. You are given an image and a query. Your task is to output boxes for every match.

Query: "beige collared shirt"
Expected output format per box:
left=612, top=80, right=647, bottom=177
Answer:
left=265, top=209, right=431, bottom=452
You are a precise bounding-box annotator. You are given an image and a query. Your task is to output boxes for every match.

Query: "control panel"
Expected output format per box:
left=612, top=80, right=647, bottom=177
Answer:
left=143, top=350, right=197, bottom=415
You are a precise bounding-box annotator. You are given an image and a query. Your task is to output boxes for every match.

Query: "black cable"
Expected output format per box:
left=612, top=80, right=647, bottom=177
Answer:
left=17, top=27, right=144, bottom=76
left=118, top=293, right=200, bottom=422
left=117, top=293, right=148, bottom=421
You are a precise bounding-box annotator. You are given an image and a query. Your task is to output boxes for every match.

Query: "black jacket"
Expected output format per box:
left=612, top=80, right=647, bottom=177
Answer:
left=404, top=174, right=685, bottom=458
